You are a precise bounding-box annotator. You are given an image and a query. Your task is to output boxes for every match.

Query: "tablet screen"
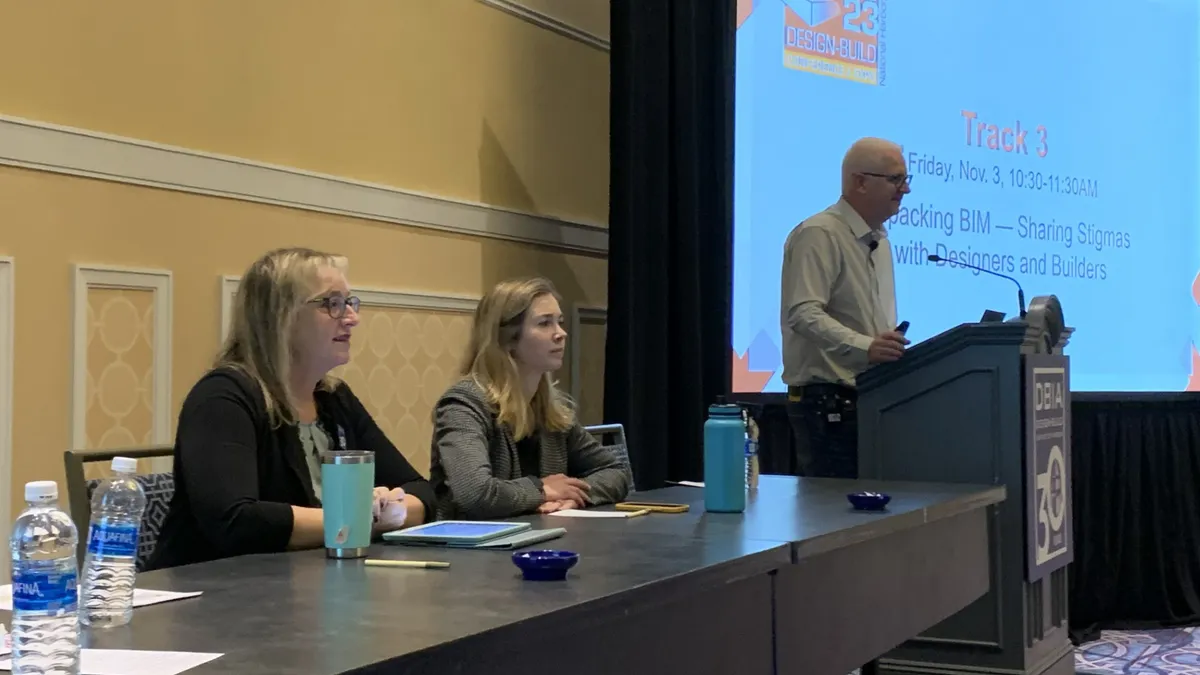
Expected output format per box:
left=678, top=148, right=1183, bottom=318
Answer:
left=410, top=522, right=518, bottom=538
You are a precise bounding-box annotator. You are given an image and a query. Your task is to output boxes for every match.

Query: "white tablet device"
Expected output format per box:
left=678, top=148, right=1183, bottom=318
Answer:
left=381, top=520, right=531, bottom=545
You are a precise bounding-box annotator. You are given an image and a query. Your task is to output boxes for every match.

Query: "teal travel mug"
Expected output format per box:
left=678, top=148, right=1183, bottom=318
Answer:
left=321, top=450, right=375, bottom=559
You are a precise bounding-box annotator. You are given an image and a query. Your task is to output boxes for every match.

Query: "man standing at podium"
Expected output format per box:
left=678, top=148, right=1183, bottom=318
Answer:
left=779, top=137, right=911, bottom=479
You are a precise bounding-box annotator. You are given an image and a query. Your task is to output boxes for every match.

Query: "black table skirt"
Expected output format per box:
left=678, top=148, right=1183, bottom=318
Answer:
left=748, top=393, right=1200, bottom=640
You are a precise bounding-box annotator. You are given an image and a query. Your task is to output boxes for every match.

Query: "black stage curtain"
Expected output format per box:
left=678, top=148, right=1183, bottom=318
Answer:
left=750, top=394, right=1200, bottom=639
left=1069, top=393, right=1200, bottom=640
left=606, top=0, right=736, bottom=490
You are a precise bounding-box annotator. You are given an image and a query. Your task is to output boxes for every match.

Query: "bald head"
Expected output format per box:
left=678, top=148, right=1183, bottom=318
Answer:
left=841, top=137, right=904, bottom=193
left=839, top=137, right=910, bottom=228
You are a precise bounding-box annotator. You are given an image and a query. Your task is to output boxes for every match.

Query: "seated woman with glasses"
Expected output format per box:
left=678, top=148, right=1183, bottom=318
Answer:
left=430, top=277, right=631, bottom=520
left=147, top=247, right=433, bottom=570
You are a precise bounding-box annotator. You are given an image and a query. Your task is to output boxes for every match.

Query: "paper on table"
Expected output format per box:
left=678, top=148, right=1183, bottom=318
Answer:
left=0, top=586, right=202, bottom=612
left=125, top=589, right=204, bottom=607
left=675, top=481, right=705, bottom=488
left=547, top=509, right=639, bottom=518
left=0, top=649, right=222, bottom=675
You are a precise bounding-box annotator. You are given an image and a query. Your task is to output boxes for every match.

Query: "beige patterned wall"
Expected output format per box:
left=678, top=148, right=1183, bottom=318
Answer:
left=335, top=305, right=472, bottom=477
left=575, top=322, right=606, bottom=426
left=84, top=288, right=157, bottom=480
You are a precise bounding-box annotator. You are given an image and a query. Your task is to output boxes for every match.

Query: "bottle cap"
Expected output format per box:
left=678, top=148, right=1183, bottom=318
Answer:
left=111, top=457, right=138, bottom=474
left=25, top=480, right=57, bottom=502
left=709, top=402, right=742, bottom=415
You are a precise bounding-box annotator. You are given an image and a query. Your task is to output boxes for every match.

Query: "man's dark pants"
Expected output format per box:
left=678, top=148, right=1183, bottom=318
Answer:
left=786, top=383, right=859, bottom=479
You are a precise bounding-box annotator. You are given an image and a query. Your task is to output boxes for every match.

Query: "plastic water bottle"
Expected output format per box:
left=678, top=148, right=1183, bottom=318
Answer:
left=742, top=409, right=760, bottom=491
left=745, top=430, right=760, bottom=491
left=80, top=457, right=146, bottom=628
left=704, top=397, right=746, bottom=513
left=10, top=480, right=80, bottom=675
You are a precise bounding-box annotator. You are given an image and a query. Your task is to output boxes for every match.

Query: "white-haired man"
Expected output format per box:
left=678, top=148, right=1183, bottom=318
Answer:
left=779, top=137, right=912, bottom=479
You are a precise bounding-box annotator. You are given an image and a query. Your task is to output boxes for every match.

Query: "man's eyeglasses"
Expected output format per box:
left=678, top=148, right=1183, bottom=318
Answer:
left=309, top=295, right=361, bottom=319
left=860, top=172, right=912, bottom=187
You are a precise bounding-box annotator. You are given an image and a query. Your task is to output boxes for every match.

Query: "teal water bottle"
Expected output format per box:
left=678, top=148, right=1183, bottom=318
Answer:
left=704, top=397, right=746, bottom=513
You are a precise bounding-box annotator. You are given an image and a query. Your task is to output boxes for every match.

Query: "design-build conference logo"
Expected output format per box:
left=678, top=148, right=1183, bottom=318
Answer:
left=782, top=0, right=886, bottom=86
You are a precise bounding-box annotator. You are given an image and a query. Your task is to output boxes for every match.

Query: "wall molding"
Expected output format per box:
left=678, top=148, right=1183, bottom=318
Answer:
left=219, top=275, right=242, bottom=343
left=479, top=0, right=611, bottom=51
left=72, top=265, right=173, bottom=471
left=0, top=114, right=608, bottom=256
left=220, top=275, right=479, bottom=342
left=569, top=305, right=607, bottom=405
left=0, top=258, right=13, bottom=571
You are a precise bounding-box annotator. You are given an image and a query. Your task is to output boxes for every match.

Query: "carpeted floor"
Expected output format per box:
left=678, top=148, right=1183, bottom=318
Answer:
left=1076, top=627, right=1200, bottom=674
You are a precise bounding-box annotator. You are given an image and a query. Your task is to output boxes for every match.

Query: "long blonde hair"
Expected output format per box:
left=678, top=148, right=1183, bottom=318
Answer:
left=217, top=247, right=348, bottom=427
left=463, top=277, right=573, bottom=440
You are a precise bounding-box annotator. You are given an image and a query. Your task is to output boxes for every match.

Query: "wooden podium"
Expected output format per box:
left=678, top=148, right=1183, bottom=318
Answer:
left=856, top=296, right=1075, bottom=675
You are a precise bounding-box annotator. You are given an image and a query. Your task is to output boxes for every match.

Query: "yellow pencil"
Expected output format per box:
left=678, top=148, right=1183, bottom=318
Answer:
left=364, top=559, right=450, bottom=569
left=625, top=508, right=652, bottom=518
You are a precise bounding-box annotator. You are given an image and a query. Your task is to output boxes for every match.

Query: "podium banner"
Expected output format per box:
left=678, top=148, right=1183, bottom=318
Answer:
left=1024, top=354, right=1073, bottom=582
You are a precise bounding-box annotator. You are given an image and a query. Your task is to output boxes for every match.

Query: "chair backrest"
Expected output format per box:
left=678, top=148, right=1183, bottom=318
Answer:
left=584, top=423, right=635, bottom=492
left=63, top=446, right=174, bottom=571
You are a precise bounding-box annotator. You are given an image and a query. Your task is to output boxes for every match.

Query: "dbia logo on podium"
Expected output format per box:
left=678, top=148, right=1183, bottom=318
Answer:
left=782, top=0, right=886, bottom=85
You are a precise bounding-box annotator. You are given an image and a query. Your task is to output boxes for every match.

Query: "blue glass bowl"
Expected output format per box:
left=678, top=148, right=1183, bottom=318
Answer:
left=512, top=550, right=579, bottom=581
left=847, top=491, right=891, bottom=511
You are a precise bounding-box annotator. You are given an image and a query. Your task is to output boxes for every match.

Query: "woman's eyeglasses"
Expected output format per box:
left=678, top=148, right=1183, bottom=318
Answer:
left=309, top=295, right=361, bottom=319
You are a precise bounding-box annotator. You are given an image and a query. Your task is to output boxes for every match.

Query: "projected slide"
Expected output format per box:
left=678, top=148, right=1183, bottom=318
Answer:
left=732, top=0, right=1200, bottom=392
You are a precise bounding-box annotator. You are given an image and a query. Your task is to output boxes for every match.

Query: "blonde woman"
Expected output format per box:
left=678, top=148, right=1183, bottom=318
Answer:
left=430, top=278, right=631, bottom=519
left=148, top=248, right=433, bottom=570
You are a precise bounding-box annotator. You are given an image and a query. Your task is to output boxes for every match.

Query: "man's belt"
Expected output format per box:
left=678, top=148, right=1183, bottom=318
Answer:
left=787, top=383, right=856, bottom=402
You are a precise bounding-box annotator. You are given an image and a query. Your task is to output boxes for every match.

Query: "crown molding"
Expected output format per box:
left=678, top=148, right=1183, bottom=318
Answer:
left=0, top=115, right=608, bottom=256
left=478, top=0, right=610, bottom=51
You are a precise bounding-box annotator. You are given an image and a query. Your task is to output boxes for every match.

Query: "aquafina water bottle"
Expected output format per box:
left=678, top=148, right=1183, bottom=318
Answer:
left=80, top=457, right=146, bottom=628
left=10, top=480, right=80, bottom=675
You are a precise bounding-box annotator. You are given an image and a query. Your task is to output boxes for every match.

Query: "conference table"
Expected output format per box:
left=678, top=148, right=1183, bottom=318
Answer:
left=10, top=476, right=1004, bottom=675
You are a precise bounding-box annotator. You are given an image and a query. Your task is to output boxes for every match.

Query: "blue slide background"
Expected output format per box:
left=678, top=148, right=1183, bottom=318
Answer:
left=734, top=0, right=1200, bottom=392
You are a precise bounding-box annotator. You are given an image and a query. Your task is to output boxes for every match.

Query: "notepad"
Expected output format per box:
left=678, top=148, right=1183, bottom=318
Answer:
left=0, top=586, right=202, bottom=612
